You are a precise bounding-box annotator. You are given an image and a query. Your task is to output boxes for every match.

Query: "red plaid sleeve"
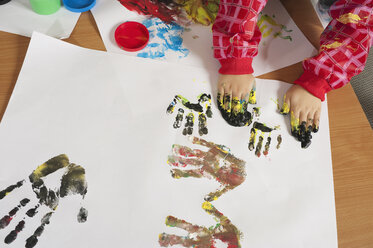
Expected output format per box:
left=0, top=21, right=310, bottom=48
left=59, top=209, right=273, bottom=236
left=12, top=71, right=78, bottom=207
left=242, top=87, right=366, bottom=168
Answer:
left=212, top=0, right=268, bottom=74
left=294, top=0, right=373, bottom=101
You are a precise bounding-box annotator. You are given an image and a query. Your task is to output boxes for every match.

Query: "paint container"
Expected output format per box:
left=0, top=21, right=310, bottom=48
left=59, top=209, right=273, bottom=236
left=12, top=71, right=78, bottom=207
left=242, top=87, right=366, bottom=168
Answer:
left=29, top=0, right=61, bottom=15
left=62, top=0, right=96, bottom=13
left=0, top=0, right=12, bottom=5
left=114, top=22, right=149, bottom=52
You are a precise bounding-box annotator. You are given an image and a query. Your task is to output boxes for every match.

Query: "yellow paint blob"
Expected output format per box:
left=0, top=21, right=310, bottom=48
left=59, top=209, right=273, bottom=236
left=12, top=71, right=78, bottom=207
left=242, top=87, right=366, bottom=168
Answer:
left=290, top=111, right=299, bottom=131
left=202, top=201, right=213, bottom=211
left=337, top=13, right=361, bottom=24
left=320, top=41, right=343, bottom=50
left=248, top=90, right=256, bottom=104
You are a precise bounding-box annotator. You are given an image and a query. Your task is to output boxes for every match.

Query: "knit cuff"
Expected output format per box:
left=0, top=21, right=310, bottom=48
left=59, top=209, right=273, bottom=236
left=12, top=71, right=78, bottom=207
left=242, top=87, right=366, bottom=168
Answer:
left=218, top=57, right=254, bottom=75
left=294, top=71, right=333, bottom=101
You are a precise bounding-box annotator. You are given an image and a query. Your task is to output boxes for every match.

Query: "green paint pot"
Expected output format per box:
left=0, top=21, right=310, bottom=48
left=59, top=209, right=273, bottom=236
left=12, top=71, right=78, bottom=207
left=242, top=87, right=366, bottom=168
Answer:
left=29, top=0, right=61, bottom=15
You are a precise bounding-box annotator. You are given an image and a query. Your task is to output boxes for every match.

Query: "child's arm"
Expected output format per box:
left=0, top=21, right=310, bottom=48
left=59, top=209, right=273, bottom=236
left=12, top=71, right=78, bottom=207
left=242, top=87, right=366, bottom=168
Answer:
left=294, top=0, right=373, bottom=101
left=212, top=0, right=268, bottom=105
left=283, top=0, right=373, bottom=147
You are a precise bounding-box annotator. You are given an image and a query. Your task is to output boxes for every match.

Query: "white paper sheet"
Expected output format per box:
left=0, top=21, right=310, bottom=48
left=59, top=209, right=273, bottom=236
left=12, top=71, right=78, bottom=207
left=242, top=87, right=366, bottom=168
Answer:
left=91, top=0, right=317, bottom=75
left=0, top=0, right=80, bottom=38
left=0, top=32, right=337, bottom=248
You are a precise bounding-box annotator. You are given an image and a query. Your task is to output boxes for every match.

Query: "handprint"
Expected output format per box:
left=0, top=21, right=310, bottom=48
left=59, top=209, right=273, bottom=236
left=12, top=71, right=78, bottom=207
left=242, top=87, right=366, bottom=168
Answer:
left=217, top=87, right=257, bottom=127
left=0, top=154, right=88, bottom=248
left=248, top=122, right=282, bottom=157
left=167, top=136, right=246, bottom=201
left=159, top=201, right=242, bottom=247
left=167, top=94, right=213, bottom=136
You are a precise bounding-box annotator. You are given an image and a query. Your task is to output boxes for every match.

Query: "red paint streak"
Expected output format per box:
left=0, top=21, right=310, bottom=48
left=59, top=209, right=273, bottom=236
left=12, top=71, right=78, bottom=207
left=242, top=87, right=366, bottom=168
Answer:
left=118, top=0, right=180, bottom=23
left=263, top=150, right=268, bottom=156
left=0, top=215, right=12, bottom=228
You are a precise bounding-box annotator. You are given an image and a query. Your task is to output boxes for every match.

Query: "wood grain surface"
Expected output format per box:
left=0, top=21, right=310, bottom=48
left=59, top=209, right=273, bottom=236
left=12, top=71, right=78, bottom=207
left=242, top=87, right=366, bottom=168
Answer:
left=0, top=1, right=372, bottom=247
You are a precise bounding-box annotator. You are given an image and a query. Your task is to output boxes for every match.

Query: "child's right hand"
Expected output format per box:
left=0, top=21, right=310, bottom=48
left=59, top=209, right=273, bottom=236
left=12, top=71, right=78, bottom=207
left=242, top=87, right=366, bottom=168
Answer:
left=217, top=74, right=256, bottom=127
left=281, top=84, right=321, bottom=148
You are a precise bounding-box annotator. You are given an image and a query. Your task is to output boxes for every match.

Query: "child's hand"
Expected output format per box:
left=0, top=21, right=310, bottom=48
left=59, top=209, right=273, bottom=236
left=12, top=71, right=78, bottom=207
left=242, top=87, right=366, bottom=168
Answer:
left=217, top=74, right=256, bottom=126
left=280, top=84, right=321, bottom=148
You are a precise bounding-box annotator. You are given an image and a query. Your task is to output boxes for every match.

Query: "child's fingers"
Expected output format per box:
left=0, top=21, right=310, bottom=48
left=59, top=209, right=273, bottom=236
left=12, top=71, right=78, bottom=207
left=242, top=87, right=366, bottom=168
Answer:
left=280, top=94, right=290, bottom=115
left=299, top=111, right=308, bottom=126
left=248, top=81, right=257, bottom=104
left=306, top=112, right=314, bottom=132
left=290, top=110, right=300, bottom=136
left=223, top=91, right=232, bottom=112
left=313, top=110, right=321, bottom=132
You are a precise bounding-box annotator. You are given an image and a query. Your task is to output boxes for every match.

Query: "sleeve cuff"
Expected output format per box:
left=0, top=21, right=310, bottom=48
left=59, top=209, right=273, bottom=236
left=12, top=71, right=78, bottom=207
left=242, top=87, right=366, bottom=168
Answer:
left=218, top=58, right=254, bottom=75
left=294, top=71, right=333, bottom=101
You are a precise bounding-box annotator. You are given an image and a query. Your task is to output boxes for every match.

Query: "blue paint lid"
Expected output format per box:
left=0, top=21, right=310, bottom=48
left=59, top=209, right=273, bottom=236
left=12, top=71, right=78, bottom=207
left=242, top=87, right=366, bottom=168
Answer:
left=62, top=0, right=96, bottom=13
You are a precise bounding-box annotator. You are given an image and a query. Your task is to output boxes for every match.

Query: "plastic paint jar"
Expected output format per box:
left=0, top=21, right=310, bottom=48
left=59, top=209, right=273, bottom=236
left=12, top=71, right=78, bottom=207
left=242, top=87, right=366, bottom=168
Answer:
left=29, top=0, right=61, bottom=15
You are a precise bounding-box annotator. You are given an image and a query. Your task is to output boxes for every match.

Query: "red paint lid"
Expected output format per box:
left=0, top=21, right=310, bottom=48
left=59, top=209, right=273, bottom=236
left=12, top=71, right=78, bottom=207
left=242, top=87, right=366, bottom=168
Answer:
left=114, top=21, right=149, bottom=52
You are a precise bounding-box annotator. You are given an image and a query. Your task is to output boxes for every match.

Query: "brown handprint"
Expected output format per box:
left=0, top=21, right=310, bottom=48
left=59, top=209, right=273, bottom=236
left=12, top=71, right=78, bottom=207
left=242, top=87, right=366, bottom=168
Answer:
left=0, top=154, right=88, bottom=248
left=159, top=201, right=242, bottom=248
left=167, top=137, right=246, bottom=201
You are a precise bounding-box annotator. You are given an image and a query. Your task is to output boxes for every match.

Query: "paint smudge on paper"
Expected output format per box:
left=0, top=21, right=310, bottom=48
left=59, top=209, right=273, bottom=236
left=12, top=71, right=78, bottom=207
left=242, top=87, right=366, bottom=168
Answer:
left=276, top=134, right=282, bottom=149
left=167, top=94, right=212, bottom=136
left=118, top=0, right=219, bottom=25
left=258, top=13, right=293, bottom=41
left=167, top=137, right=246, bottom=201
left=0, top=155, right=88, bottom=247
left=4, top=220, right=25, bottom=244
left=248, top=122, right=280, bottom=157
left=0, top=198, right=30, bottom=229
left=182, top=0, right=220, bottom=25
left=0, top=180, right=25, bottom=200
left=138, top=18, right=189, bottom=59
left=25, top=212, right=53, bottom=248
left=159, top=201, right=242, bottom=247
left=118, top=0, right=182, bottom=24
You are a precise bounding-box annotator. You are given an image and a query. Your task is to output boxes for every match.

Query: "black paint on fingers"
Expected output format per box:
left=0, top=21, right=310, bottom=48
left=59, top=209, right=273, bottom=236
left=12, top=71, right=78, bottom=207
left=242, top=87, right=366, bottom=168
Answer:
left=217, top=95, right=252, bottom=127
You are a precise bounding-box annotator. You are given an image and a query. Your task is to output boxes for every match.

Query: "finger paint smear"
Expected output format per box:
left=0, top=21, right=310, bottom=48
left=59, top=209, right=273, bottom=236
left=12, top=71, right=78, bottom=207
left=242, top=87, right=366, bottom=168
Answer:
left=167, top=93, right=212, bottom=136
left=167, top=137, right=246, bottom=202
left=159, top=202, right=242, bottom=247
left=118, top=0, right=220, bottom=25
left=0, top=154, right=88, bottom=247
left=258, top=13, right=293, bottom=41
left=138, top=18, right=190, bottom=60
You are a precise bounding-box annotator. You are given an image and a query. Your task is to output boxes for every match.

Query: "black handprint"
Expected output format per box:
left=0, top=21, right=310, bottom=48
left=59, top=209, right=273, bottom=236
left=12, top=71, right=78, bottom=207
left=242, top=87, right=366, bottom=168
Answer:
left=167, top=94, right=212, bottom=136
left=0, top=154, right=88, bottom=248
left=248, top=122, right=282, bottom=157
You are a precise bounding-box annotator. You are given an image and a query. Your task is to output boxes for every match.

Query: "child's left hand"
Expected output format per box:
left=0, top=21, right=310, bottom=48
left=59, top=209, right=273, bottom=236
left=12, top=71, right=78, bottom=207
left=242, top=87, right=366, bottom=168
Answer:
left=280, top=84, right=321, bottom=148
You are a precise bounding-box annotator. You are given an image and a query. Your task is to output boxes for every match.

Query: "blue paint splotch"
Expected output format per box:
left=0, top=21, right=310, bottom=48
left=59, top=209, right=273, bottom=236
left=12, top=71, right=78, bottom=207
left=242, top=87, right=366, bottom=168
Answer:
left=137, top=18, right=190, bottom=59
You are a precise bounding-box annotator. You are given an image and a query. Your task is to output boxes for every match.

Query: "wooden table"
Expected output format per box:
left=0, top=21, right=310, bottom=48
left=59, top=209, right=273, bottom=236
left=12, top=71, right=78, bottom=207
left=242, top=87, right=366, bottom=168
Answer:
left=0, top=1, right=372, bottom=247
